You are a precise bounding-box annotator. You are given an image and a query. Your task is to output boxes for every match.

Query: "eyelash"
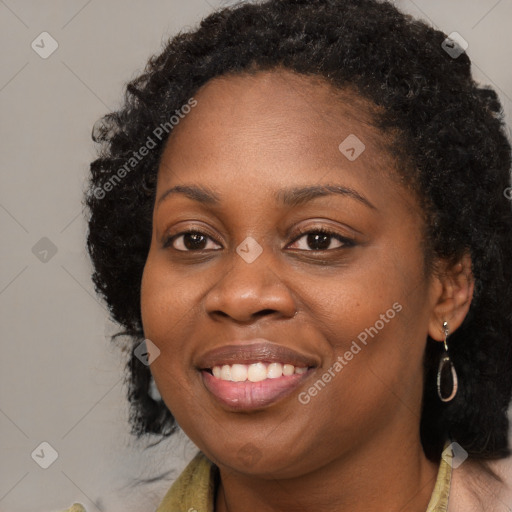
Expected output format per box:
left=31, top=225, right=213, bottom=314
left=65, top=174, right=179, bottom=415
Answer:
left=162, top=227, right=356, bottom=252
left=291, top=227, right=355, bottom=249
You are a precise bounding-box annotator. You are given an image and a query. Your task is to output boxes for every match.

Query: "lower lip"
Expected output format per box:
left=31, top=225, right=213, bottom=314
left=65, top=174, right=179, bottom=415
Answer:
left=201, top=370, right=312, bottom=411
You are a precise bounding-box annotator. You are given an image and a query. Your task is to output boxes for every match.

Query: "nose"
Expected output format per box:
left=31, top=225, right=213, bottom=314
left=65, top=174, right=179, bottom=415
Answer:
left=204, top=245, right=297, bottom=324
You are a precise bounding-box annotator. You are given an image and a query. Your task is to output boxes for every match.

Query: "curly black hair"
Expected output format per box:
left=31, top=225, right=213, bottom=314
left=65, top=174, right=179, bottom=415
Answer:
left=85, top=0, right=512, bottom=464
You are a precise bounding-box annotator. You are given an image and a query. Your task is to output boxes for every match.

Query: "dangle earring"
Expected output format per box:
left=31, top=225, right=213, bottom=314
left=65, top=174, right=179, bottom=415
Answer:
left=436, top=321, right=458, bottom=402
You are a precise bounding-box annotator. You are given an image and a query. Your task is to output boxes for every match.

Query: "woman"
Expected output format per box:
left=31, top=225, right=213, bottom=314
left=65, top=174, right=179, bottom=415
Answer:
left=78, top=0, right=512, bottom=510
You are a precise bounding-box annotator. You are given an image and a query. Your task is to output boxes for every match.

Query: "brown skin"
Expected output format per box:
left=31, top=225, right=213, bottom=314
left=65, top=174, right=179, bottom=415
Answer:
left=140, top=69, right=474, bottom=512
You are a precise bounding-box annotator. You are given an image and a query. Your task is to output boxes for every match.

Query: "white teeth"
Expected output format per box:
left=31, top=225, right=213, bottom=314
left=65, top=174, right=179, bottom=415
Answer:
left=267, top=362, right=283, bottom=379
left=247, top=362, right=267, bottom=382
left=282, top=364, right=295, bottom=376
left=231, top=363, right=248, bottom=382
left=221, top=365, right=232, bottom=381
left=210, top=362, right=308, bottom=382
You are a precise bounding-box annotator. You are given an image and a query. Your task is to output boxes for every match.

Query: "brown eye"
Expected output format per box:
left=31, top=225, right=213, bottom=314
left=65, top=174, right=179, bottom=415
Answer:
left=163, top=231, right=221, bottom=252
left=288, top=229, right=355, bottom=251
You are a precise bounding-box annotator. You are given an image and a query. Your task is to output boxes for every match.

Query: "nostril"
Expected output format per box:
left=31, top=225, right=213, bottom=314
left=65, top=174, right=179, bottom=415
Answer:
left=255, top=309, right=277, bottom=317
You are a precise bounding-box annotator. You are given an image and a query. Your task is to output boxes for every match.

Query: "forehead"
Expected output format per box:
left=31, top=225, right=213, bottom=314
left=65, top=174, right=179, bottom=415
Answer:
left=156, top=68, right=406, bottom=208
left=171, top=69, right=382, bottom=143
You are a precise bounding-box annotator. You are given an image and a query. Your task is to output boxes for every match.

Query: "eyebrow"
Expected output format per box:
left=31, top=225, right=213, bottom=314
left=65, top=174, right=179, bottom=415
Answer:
left=157, top=183, right=376, bottom=210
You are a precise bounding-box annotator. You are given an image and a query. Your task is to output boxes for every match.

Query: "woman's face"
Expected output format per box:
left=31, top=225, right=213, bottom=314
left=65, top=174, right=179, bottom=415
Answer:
left=141, top=69, right=440, bottom=478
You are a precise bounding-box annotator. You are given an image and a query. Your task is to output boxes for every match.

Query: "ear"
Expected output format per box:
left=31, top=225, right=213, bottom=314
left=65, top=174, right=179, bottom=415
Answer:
left=428, top=252, right=474, bottom=341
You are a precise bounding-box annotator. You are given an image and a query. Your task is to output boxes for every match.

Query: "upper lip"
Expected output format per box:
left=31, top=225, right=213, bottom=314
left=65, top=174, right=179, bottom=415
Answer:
left=195, top=339, right=319, bottom=370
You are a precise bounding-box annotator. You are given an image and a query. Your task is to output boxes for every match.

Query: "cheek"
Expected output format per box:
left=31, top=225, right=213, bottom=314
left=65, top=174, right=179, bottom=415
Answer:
left=302, top=244, right=429, bottom=415
left=299, top=250, right=407, bottom=351
left=140, top=253, right=205, bottom=407
left=140, top=264, right=166, bottom=342
left=140, top=253, right=196, bottom=339
left=140, top=257, right=188, bottom=386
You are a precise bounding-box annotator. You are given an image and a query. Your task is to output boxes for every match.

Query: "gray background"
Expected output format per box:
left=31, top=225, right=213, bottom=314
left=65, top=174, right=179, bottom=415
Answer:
left=1, top=1, right=511, bottom=511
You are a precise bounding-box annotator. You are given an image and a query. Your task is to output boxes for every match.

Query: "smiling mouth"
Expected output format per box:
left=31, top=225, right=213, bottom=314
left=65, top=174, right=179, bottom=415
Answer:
left=200, top=362, right=315, bottom=411
left=205, top=361, right=309, bottom=382
left=196, top=340, right=319, bottom=410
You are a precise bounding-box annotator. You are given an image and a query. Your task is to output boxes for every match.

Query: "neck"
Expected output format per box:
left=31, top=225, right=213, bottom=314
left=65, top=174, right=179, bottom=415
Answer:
left=215, top=431, right=439, bottom=512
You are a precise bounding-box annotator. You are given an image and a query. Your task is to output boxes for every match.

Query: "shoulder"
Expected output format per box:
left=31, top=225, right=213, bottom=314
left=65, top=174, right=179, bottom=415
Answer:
left=449, top=455, right=512, bottom=511
left=155, top=451, right=217, bottom=511
left=58, top=504, right=87, bottom=512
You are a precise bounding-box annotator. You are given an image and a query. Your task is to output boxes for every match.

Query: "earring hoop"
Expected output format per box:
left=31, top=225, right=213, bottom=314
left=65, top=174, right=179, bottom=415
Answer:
left=436, top=321, right=458, bottom=402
